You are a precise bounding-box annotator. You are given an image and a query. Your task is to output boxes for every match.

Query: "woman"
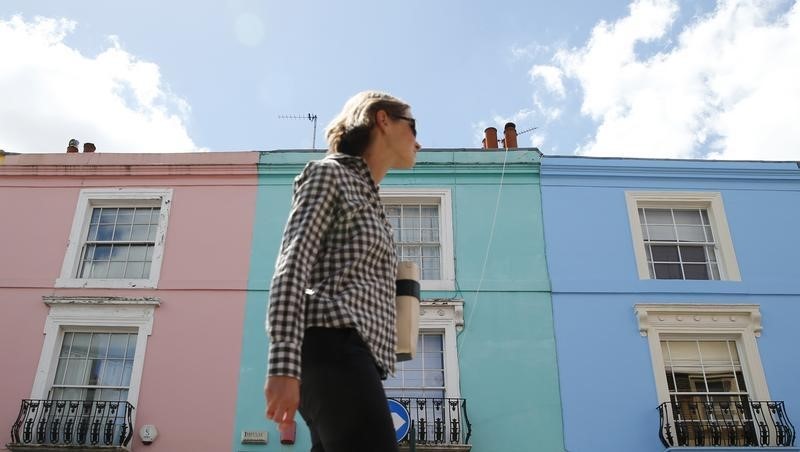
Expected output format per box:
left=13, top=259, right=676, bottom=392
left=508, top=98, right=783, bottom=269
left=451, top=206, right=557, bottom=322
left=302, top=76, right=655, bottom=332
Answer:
left=265, top=91, right=421, bottom=451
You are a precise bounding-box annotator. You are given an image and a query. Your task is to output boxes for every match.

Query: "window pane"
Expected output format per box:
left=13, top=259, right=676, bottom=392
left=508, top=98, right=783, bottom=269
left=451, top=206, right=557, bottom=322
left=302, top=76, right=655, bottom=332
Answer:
left=99, top=208, right=117, bottom=224
left=643, top=209, right=673, bottom=224
left=420, top=228, right=438, bottom=242
left=421, top=246, right=439, bottom=257
left=122, top=360, right=134, bottom=386
left=93, top=245, right=112, bottom=260
left=87, top=224, right=98, bottom=241
left=111, top=244, right=130, bottom=261
left=116, top=208, right=134, bottom=225
left=147, top=225, right=158, bottom=241
left=403, top=206, right=420, bottom=219
left=403, top=246, right=420, bottom=258
left=55, top=387, right=84, bottom=401
left=133, top=209, right=152, bottom=225
left=70, top=334, right=90, bottom=358
left=108, top=334, right=128, bottom=359
left=129, top=245, right=147, bottom=261
left=651, top=245, right=679, bottom=262
left=89, top=333, right=110, bottom=358
left=91, top=261, right=110, bottom=278
left=64, top=358, right=89, bottom=385
left=90, top=208, right=102, bottom=223
left=422, top=334, right=443, bottom=352
left=126, top=335, right=137, bottom=358
left=676, top=226, right=706, bottom=242
left=125, top=261, right=144, bottom=278
left=423, top=370, right=445, bottom=386
left=647, top=225, right=676, bottom=241
left=112, top=224, right=132, bottom=241
left=101, top=360, right=124, bottom=386
left=107, top=262, right=125, bottom=278
left=54, top=359, right=68, bottom=385
left=131, top=224, right=150, bottom=241
left=679, top=246, right=707, bottom=263
left=60, top=332, right=74, bottom=357
left=654, top=263, right=682, bottom=279
left=421, top=206, right=438, bottom=218
left=683, top=264, right=710, bottom=280
left=402, top=228, right=420, bottom=242
left=673, top=210, right=702, bottom=225
left=97, top=224, right=114, bottom=241
left=88, top=359, right=104, bottom=385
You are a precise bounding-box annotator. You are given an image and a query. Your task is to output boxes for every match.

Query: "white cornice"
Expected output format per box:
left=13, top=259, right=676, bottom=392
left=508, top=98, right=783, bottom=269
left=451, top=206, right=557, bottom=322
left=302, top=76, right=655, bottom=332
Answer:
left=634, top=303, right=762, bottom=337
left=43, top=296, right=161, bottom=306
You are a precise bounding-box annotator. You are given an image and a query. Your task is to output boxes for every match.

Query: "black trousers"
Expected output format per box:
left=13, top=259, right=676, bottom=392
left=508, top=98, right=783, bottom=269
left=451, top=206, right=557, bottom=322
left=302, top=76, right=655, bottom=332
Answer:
left=299, top=327, right=399, bottom=452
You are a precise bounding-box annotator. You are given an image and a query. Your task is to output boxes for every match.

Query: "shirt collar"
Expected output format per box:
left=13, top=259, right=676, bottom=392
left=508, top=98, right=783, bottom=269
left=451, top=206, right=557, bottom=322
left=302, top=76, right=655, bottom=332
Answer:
left=326, top=153, right=379, bottom=192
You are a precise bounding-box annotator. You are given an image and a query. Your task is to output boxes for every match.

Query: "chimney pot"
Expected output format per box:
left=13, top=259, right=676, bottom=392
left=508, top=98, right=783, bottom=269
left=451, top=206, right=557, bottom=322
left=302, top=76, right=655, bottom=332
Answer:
left=503, top=122, right=518, bottom=149
left=83, top=142, right=96, bottom=153
left=483, top=127, right=498, bottom=149
left=67, top=138, right=79, bottom=153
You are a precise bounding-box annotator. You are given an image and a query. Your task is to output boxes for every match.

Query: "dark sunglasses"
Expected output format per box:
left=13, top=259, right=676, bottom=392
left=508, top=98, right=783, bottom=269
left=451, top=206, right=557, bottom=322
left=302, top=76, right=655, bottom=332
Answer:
left=390, top=114, right=417, bottom=137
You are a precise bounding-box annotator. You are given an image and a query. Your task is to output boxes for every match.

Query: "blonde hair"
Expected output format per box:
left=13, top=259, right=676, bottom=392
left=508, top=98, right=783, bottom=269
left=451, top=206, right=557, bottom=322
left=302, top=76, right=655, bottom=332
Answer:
left=325, top=91, right=410, bottom=156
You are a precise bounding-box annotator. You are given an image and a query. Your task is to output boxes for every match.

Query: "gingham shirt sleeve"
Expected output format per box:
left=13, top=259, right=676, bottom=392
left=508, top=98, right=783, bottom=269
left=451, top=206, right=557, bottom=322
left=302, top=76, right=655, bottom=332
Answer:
left=267, top=161, right=339, bottom=379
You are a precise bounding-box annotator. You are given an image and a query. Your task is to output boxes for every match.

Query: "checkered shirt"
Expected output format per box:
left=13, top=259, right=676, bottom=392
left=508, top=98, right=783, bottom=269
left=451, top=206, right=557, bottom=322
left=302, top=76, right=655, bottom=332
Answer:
left=267, top=153, right=398, bottom=380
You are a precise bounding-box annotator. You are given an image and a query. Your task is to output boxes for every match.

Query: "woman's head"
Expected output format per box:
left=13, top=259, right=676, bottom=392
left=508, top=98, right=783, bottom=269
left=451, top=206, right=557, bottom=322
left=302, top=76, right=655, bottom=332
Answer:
left=326, top=91, right=412, bottom=156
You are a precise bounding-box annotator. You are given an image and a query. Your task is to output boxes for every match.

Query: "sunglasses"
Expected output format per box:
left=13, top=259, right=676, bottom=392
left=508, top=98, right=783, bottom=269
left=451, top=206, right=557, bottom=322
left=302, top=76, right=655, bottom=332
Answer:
left=390, top=114, right=417, bottom=137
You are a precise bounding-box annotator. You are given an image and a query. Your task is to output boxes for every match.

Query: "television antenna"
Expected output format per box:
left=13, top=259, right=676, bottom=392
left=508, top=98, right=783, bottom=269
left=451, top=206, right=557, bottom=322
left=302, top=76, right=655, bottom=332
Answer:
left=499, top=125, right=538, bottom=148
left=278, top=113, right=318, bottom=149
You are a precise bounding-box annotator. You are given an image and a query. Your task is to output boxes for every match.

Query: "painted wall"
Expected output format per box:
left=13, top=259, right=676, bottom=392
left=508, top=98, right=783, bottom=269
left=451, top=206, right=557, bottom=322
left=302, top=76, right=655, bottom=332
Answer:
left=234, top=149, right=564, bottom=452
left=0, top=152, right=259, bottom=451
left=541, top=157, right=800, bottom=452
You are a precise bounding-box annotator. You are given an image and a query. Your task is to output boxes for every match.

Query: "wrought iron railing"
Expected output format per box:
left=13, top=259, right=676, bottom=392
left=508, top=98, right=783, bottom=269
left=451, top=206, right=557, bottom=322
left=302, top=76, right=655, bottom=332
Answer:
left=10, top=399, right=134, bottom=448
left=390, top=397, right=471, bottom=446
left=658, top=400, right=795, bottom=447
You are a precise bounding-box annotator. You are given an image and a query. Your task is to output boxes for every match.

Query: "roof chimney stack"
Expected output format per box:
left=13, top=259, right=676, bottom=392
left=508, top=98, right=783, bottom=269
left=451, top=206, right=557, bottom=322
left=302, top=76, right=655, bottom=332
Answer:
left=483, top=127, right=498, bottom=149
left=503, top=123, right=518, bottom=149
left=67, top=139, right=79, bottom=153
left=83, top=142, right=96, bottom=153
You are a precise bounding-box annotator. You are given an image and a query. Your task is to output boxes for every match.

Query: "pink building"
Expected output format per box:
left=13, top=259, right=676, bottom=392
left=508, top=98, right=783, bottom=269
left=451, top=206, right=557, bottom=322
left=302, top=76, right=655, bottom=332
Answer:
left=0, top=150, right=259, bottom=451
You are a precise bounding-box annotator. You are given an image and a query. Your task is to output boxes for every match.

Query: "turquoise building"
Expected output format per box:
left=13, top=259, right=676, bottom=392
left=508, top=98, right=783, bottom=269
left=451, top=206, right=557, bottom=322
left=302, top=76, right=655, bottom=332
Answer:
left=541, top=156, right=800, bottom=452
left=233, top=148, right=564, bottom=452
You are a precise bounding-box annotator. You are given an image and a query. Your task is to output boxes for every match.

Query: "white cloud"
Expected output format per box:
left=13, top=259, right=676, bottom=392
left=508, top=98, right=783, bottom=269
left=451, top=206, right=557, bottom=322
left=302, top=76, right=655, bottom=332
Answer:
left=530, top=65, right=566, bottom=97
left=542, top=0, right=800, bottom=160
left=0, top=15, right=199, bottom=153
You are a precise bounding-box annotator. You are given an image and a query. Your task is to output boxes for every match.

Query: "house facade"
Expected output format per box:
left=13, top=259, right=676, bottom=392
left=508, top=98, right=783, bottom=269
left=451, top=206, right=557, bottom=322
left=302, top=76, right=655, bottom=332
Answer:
left=0, top=151, right=259, bottom=451
left=233, top=149, right=565, bottom=452
left=540, top=156, right=800, bottom=452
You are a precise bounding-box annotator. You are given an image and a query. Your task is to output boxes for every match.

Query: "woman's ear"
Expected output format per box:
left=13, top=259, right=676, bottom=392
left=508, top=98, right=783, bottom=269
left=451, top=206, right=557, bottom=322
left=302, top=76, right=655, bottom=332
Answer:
left=374, top=110, right=390, bottom=132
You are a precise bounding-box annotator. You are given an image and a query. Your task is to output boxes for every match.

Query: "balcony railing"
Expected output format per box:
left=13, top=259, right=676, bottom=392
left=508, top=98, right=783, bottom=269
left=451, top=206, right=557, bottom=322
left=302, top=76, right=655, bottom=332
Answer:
left=390, top=397, right=471, bottom=448
left=9, top=399, right=134, bottom=450
left=658, top=400, right=796, bottom=447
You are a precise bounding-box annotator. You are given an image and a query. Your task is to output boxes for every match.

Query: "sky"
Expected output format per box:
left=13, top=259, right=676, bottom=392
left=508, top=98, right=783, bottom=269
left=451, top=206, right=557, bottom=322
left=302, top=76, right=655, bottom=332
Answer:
left=1, top=0, right=798, bottom=160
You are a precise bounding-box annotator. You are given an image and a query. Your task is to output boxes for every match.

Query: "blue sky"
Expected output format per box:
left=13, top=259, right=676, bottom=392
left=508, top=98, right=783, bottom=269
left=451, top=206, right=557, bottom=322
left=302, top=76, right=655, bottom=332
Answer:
left=1, top=0, right=798, bottom=159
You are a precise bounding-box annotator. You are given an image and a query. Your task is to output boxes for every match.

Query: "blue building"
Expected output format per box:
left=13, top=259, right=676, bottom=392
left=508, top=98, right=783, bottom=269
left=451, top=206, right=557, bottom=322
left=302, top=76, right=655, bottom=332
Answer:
left=541, top=156, right=800, bottom=452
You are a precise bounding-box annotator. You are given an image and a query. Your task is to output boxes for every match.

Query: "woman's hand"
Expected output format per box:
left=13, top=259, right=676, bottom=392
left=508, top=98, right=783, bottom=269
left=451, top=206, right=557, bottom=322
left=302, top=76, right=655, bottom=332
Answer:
left=265, top=375, right=300, bottom=432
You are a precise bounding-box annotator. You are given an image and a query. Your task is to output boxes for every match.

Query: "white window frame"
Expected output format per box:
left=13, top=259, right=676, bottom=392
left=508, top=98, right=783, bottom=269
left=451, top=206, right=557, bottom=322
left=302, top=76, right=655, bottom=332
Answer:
left=56, top=188, right=173, bottom=289
left=386, top=300, right=463, bottom=399
left=418, top=299, right=463, bottom=399
left=634, top=303, right=769, bottom=405
left=380, top=188, right=455, bottom=290
left=31, top=296, right=159, bottom=427
left=625, top=191, right=741, bottom=281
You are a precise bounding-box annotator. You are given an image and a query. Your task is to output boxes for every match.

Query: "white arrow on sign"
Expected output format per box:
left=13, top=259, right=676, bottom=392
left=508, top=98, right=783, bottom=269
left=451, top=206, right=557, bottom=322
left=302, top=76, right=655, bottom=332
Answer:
left=391, top=412, right=407, bottom=431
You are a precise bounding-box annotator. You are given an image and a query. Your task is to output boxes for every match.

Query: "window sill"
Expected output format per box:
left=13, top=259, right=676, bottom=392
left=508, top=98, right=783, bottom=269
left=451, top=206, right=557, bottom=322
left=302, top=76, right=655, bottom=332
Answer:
left=55, top=277, right=157, bottom=289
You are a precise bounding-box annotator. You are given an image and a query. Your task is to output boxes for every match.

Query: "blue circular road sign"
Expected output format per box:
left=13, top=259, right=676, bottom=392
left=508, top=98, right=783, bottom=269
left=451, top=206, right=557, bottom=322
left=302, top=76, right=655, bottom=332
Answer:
left=387, top=399, right=410, bottom=442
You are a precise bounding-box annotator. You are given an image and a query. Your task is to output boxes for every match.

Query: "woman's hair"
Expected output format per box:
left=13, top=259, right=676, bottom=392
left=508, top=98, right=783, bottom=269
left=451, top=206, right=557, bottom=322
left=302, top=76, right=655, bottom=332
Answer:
left=325, top=91, right=410, bottom=156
